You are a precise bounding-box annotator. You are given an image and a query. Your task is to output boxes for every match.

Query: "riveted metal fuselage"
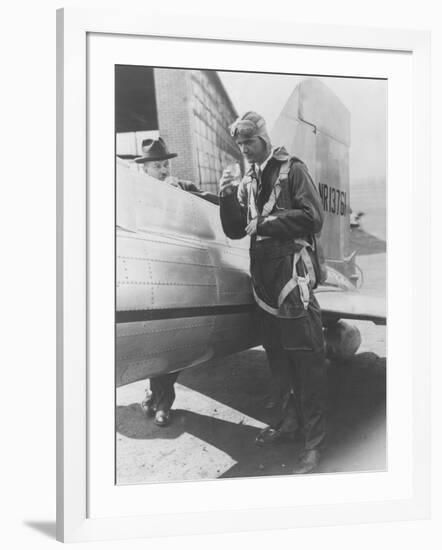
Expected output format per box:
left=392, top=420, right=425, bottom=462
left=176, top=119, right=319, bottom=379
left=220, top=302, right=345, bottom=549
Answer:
left=116, top=162, right=259, bottom=386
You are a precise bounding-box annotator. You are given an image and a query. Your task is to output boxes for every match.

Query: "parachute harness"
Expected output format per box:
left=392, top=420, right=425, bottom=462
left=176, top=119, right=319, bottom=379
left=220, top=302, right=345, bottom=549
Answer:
left=247, top=160, right=316, bottom=316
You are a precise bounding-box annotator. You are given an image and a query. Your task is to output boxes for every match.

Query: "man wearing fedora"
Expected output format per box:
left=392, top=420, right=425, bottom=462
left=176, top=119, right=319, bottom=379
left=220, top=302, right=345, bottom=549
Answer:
left=135, top=137, right=218, bottom=204
left=218, top=112, right=327, bottom=474
left=135, top=137, right=217, bottom=427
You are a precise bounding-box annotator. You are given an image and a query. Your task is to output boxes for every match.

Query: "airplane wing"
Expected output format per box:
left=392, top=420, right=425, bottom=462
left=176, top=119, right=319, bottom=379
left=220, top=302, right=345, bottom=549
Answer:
left=315, top=286, right=386, bottom=325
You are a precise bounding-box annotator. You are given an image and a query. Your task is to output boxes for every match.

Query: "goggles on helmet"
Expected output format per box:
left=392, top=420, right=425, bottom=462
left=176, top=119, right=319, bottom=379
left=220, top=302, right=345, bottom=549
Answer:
left=229, top=117, right=265, bottom=139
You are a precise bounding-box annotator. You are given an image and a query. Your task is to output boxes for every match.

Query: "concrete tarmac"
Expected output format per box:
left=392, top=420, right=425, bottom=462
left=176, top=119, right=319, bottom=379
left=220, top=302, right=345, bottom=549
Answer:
left=116, top=252, right=386, bottom=485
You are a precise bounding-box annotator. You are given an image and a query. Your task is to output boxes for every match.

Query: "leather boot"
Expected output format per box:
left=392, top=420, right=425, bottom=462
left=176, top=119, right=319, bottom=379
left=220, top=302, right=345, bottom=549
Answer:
left=255, top=426, right=302, bottom=446
left=154, top=409, right=171, bottom=427
left=292, top=449, right=320, bottom=474
left=141, top=397, right=156, bottom=417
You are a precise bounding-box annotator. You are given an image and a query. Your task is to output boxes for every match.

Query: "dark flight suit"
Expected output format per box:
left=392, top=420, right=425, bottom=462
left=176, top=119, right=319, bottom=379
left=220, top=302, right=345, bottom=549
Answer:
left=219, top=147, right=327, bottom=452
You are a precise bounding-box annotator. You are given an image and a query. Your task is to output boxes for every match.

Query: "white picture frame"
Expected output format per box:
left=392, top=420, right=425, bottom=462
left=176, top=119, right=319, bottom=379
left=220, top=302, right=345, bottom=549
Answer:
left=56, top=7, right=431, bottom=543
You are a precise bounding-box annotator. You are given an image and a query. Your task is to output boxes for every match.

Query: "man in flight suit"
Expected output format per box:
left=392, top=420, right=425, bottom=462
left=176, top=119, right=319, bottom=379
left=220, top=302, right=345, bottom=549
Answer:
left=219, top=112, right=327, bottom=474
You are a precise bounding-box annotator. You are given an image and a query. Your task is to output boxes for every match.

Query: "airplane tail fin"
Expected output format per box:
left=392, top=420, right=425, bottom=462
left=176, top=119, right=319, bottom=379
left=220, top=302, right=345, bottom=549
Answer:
left=272, top=78, right=356, bottom=282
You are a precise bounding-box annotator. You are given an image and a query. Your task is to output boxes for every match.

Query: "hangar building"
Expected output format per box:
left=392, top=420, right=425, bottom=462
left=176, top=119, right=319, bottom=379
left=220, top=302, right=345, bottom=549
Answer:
left=116, top=66, right=242, bottom=194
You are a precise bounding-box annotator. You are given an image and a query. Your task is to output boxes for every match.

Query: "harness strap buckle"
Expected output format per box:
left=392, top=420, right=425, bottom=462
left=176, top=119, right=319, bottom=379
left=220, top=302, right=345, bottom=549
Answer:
left=297, top=276, right=310, bottom=310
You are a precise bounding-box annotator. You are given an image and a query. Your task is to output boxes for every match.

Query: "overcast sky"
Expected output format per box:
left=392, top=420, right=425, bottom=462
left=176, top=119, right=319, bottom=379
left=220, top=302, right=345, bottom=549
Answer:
left=219, top=71, right=386, bottom=184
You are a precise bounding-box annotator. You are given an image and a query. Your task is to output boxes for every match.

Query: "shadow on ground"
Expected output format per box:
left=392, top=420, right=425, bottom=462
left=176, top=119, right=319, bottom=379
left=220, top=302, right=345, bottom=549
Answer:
left=117, top=348, right=386, bottom=477
left=117, top=405, right=294, bottom=478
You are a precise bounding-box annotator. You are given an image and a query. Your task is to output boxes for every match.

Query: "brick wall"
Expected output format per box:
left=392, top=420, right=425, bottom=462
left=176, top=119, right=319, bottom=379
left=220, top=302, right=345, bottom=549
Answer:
left=153, top=68, right=199, bottom=185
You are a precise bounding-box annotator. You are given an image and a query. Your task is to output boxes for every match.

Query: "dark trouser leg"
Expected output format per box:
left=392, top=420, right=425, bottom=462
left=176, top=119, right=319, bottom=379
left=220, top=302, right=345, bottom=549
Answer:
left=278, top=293, right=327, bottom=451
left=264, top=347, right=291, bottom=411
left=149, top=372, right=179, bottom=412
left=257, top=302, right=327, bottom=453
left=261, top=310, right=292, bottom=420
left=287, top=350, right=327, bottom=452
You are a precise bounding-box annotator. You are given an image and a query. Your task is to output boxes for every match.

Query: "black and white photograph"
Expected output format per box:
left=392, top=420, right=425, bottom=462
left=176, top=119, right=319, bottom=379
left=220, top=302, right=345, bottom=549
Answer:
left=115, top=65, right=387, bottom=485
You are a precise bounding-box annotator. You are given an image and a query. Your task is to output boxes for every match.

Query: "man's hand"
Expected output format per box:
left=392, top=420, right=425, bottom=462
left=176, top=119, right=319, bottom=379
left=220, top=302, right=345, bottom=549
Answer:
left=245, top=218, right=258, bottom=236
left=219, top=169, right=238, bottom=197
left=164, top=176, right=180, bottom=188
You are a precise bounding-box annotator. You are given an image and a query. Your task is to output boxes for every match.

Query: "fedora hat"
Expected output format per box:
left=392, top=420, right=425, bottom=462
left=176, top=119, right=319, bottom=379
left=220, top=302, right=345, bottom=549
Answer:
left=134, top=137, right=177, bottom=163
